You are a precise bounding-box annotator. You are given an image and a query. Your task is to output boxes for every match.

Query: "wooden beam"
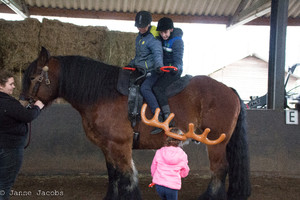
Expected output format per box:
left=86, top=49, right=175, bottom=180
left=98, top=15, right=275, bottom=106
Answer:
left=227, top=0, right=272, bottom=29
left=0, top=0, right=28, bottom=18
left=25, top=6, right=230, bottom=24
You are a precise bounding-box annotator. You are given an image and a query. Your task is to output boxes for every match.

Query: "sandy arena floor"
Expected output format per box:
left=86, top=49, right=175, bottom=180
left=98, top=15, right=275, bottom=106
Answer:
left=7, top=174, right=300, bottom=200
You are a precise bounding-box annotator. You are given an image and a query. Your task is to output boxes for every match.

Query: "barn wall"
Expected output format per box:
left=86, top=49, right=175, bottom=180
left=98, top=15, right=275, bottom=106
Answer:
left=20, top=104, right=300, bottom=177
left=210, top=56, right=300, bottom=102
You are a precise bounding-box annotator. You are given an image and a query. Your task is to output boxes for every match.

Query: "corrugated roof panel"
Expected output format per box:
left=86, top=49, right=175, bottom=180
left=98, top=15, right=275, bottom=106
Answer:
left=109, top=0, right=116, bottom=12
left=228, top=0, right=242, bottom=16
left=176, top=0, right=188, bottom=15
left=204, top=0, right=214, bottom=16
left=289, top=0, right=300, bottom=18
left=79, top=0, right=86, bottom=10
left=94, top=0, right=100, bottom=10
left=219, top=0, right=239, bottom=16
left=148, top=0, right=159, bottom=13
left=121, top=0, right=128, bottom=12
left=0, top=0, right=299, bottom=25
left=1, top=0, right=298, bottom=18
left=172, top=0, right=182, bottom=15
left=182, top=0, right=195, bottom=15
left=195, top=0, right=208, bottom=16
left=135, top=0, right=144, bottom=13
left=210, top=0, right=222, bottom=16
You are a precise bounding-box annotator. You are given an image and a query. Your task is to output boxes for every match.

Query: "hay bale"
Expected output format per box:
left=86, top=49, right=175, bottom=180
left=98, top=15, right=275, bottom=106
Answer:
left=104, top=31, right=137, bottom=66
left=39, top=18, right=136, bottom=66
left=39, top=18, right=108, bottom=61
left=0, top=18, right=138, bottom=98
left=0, top=18, right=41, bottom=72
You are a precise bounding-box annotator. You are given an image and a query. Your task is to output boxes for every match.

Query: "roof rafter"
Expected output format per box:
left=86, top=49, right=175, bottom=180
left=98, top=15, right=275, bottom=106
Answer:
left=227, top=0, right=272, bottom=29
left=0, top=0, right=28, bottom=18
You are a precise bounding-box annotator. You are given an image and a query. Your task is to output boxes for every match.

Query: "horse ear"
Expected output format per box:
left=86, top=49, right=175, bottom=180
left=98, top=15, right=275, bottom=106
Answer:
left=37, top=47, right=50, bottom=67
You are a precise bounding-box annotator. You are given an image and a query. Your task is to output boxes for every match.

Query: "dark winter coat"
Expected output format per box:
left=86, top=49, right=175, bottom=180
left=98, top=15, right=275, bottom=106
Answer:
left=0, top=92, right=41, bottom=148
left=129, top=26, right=164, bottom=70
left=161, top=28, right=184, bottom=73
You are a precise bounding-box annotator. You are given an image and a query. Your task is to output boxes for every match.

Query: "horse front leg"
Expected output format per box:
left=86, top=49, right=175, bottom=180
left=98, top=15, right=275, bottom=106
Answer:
left=103, top=142, right=141, bottom=200
left=198, top=144, right=228, bottom=200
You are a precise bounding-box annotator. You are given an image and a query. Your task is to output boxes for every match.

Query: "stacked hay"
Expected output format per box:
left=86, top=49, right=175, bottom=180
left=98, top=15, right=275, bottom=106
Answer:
left=39, top=19, right=109, bottom=62
left=0, top=18, right=137, bottom=98
left=39, top=18, right=136, bottom=66
left=0, top=18, right=41, bottom=94
left=0, top=18, right=41, bottom=71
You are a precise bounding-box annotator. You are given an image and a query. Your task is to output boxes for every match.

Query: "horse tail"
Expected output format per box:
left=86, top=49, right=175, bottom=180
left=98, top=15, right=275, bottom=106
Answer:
left=226, top=88, right=251, bottom=200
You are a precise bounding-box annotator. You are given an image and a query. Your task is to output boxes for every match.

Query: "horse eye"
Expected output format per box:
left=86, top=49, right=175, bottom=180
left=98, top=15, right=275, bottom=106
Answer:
left=30, top=76, right=35, bottom=81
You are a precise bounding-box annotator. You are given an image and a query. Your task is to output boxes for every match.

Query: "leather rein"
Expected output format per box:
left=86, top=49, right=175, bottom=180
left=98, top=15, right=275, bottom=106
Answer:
left=24, top=65, right=50, bottom=149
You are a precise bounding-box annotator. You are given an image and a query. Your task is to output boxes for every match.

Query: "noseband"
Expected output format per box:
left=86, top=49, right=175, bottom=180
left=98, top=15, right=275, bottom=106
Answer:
left=28, top=65, right=51, bottom=104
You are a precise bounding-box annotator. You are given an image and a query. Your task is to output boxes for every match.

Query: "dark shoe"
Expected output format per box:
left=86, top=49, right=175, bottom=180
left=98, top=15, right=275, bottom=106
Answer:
left=151, top=127, right=163, bottom=134
left=163, top=113, right=175, bottom=127
left=150, top=114, right=163, bottom=135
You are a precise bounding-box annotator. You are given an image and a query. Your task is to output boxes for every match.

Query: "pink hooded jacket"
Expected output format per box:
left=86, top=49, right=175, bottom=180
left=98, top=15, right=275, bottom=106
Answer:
left=151, top=146, right=190, bottom=190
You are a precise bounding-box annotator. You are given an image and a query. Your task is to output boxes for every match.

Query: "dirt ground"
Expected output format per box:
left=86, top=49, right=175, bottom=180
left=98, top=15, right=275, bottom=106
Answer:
left=9, top=174, right=300, bottom=200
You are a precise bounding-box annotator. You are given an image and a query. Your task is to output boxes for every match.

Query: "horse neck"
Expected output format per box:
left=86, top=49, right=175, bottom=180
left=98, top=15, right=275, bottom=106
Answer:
left=57, top=56, right=121, bottom=108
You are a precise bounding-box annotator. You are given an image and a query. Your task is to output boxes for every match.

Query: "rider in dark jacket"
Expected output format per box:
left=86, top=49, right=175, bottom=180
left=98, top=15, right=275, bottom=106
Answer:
left=153, top=17, right=184, bottom=128
left=128, top=11, right=165, bottom=134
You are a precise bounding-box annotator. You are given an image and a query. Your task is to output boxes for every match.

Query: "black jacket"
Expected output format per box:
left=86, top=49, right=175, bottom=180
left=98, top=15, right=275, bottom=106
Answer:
left=0, top=92, right=41, bottom=148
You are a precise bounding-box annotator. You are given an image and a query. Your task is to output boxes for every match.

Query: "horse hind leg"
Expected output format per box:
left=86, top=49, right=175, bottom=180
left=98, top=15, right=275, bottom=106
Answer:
left=198, top=144, right=228, bottom=200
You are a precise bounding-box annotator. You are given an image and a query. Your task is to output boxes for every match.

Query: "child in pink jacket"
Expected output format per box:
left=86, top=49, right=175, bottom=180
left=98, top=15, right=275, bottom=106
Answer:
left=151, top=128, right=190, bottom=200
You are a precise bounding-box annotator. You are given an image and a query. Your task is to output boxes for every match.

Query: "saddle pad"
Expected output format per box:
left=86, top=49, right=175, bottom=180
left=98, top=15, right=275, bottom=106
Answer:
left=117, top=69, right=131, bottom=96
left=166, top=75, right=193, bottom=97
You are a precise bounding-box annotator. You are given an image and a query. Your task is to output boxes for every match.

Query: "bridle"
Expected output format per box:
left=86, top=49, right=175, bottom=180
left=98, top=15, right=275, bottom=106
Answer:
left=24, top=65, right=50, bottom=149
left=28, top=65, right=51, bottom=104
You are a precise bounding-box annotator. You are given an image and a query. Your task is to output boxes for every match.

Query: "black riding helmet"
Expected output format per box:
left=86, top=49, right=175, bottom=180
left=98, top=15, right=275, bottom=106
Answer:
left=157, top=17, right=174, bottom=31
left=135, top=11, right=152, bottom=28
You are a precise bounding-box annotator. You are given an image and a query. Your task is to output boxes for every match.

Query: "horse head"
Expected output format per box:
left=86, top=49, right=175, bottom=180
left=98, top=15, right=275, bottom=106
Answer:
left=21, top=47, right=60, bottom=106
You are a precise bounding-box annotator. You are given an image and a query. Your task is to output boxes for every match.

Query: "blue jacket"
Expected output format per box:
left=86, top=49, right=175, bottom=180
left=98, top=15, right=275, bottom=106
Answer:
left=161, top=28, right=184, bottom=73
left=129, top=26, right=164, bottom=70
left=0, top=92, right=41, bottom=148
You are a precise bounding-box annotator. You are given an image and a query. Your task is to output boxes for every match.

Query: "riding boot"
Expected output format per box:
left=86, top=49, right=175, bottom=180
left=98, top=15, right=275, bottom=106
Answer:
left=161, top=105, right=175, bottom=127
left=163, top=112, right=175, bottom=127
left=150, top=114, right=163, bottom=135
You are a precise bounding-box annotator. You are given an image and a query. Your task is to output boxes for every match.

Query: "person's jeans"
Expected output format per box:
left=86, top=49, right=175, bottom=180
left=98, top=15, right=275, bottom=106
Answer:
left=155, top=184, right=178, bottom=200
left=0, top=148, right=24, bottom=200
left=140, top=72, right=160, bottom=114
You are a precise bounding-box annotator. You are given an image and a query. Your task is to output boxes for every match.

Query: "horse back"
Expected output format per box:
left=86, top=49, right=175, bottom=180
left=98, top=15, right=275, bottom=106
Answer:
left=169, top=75, right=241, bottom=141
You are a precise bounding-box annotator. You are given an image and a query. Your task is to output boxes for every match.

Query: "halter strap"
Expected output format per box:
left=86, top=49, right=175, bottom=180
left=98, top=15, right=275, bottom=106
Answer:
left=30, top=65, right=51, bottom=102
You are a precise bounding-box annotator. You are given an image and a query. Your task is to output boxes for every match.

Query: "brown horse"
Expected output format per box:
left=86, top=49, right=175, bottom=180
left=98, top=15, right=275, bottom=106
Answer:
left=21, top=47, right=251, bottom=200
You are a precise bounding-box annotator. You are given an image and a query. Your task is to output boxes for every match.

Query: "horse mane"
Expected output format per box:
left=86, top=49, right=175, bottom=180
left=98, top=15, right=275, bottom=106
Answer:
left=57, top=56, right=121, bottom=105
left=22, top=59, right=38, bottom=94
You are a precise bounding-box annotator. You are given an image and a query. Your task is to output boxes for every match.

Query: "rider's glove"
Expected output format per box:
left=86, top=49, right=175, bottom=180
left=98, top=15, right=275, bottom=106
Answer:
left=155, top=67, right=163, bottom=74
left=170, top=67, right=178, bottom=75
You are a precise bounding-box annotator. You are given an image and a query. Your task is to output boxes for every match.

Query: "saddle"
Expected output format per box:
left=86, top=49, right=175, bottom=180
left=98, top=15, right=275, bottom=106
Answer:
left=117, top=69, right=192, bottom=128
